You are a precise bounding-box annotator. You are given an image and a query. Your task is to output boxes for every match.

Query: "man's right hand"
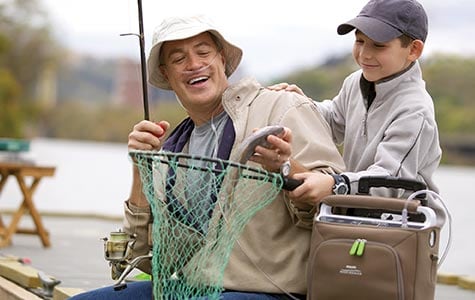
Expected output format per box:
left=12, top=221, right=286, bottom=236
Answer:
left=128, top=120, right=170, bottom=151
left=127, top=120, right=170, bottom=208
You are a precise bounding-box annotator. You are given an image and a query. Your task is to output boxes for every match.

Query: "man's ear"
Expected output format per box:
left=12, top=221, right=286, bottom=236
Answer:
left=159, top=65, right=169, bottom=82
left=408, top=40, right=424, bottom=62
left=219, top=49, right=226, bottom=70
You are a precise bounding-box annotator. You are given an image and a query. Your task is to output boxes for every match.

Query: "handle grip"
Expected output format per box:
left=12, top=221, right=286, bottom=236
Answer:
left=358, top=176, right=426, bottom=194
left=322, top=195, right=421, bottom=213
left=282, top=177, right=304, bottom=191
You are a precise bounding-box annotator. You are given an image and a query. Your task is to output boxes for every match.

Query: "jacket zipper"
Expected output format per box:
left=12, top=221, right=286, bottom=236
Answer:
left=362, top=112, right=368, bottom=137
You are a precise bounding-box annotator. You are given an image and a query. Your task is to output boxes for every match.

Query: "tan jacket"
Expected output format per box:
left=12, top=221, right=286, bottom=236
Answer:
left=124, top=77, right=345, bottom=295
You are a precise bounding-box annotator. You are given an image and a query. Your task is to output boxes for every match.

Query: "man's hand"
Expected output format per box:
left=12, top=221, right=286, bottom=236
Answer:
left=128, top=120, right=170, bottom=151
left=248, top=127, right=292, bottom=173
left=127, top=120, right=170, bottom=208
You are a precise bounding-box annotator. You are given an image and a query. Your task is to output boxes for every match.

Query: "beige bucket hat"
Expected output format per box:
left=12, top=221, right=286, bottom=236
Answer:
left=147, top=15, right=243, bottom=90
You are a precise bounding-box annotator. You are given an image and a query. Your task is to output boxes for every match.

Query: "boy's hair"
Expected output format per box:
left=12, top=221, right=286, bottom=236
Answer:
left=398, top=34, right=415, bottom=48
left=337, top=0, right=428, bottom=43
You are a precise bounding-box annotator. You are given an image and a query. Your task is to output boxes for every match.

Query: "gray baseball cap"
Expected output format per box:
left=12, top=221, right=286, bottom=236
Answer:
left=337, top=0, right=428, bottom=43
left=147, top=15, right=243, bottom=90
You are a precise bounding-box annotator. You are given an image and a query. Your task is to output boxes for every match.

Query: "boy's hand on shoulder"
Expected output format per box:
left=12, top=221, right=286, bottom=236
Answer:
left=267, top=82, right=307, bottom=98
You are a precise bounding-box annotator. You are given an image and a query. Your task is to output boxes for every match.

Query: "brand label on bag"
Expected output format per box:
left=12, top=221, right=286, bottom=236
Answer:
left=339, top=265, right=362, bottom=276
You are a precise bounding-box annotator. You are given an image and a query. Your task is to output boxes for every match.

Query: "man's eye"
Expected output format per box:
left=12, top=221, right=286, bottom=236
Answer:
left=374, top=43, right=386, bottom=48
left=172, top=56, right=185, bottom=64
left=198, top=51, right=211, bottom=57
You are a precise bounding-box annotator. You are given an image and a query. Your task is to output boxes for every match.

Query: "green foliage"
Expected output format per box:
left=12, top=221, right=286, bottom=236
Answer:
left=271, top=54, right=358, bottom=101
left=272, top=53, right=475, bottom=137
left=0, top=68, right=23, bottom=137
left=422, top=54, right=475, bottom=134
left=1, top=0, right=474, bottom=166
left=273, top=52, right=475, bottom=165
left=38, top=100, right=187, bottom=142
left=0, top=0, right=61, bottom=138
left=0, top=0, right=60, bottom=97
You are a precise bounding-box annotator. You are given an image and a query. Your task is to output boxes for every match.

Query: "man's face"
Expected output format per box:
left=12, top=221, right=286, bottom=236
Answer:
left=352, top=31, right=414, bottom=82
left=160, top=32, right=228, bottom=119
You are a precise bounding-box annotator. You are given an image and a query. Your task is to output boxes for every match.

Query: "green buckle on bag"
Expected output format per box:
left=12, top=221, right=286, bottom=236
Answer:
left=349, top=239, right=366, bottom=256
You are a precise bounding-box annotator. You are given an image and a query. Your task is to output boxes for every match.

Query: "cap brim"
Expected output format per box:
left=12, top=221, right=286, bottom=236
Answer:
left=337, top=16, right=402, bottom=43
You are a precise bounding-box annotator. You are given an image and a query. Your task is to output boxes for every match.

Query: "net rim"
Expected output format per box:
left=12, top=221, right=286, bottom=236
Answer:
left=129, top=150, right=282, bottom=181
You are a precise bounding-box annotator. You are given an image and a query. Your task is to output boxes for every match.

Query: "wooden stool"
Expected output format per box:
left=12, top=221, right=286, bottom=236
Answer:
left=0, top=161, right=56, bottom=247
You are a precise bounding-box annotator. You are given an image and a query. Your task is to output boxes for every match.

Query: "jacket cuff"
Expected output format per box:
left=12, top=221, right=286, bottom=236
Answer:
left=125, top=199, right=151, bottom=214
left=287, top=200, right=317, bottom=229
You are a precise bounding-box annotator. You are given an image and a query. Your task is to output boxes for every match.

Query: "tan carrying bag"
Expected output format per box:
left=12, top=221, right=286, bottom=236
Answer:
left=307, top=178, right=443, bottom=300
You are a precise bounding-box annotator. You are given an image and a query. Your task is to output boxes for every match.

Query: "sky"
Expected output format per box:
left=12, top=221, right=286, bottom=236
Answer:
left=40, top=0, right=475, bottom=82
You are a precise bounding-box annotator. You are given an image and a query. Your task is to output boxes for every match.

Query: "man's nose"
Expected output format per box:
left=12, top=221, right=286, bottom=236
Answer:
left=186, top=54, right=203, bottom=70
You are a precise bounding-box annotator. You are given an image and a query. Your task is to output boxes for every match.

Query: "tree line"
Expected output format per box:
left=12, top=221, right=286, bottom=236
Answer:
left=1, top=0, right=474, bottom=165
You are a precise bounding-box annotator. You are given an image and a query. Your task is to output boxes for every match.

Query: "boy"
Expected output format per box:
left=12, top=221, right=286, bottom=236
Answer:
left=269, top=0, right=441, bottom=203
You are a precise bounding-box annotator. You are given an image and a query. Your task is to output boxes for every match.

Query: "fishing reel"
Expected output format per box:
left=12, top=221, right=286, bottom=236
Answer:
left=102, top=230, right=136, bottom=279
left=102, top=229, right=152, bottom=288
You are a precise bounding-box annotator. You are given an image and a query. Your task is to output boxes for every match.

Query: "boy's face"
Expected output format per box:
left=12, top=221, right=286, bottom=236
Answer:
left=352, top=31, right=421, bottom=82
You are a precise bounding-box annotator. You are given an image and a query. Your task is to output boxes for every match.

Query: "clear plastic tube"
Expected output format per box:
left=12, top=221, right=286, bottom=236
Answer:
left=405, top=189, right=452, bottom=268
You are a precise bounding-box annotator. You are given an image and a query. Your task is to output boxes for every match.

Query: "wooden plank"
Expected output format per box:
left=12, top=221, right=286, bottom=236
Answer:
left=0, top=260, right=41, bottom=288
left=458, top=276, right=475, bottom=291
left=15, top=228, right=49, bottom=235
left=437, top=272, right=460, bottom=285
left=19, top=167, right=56, bottom=177
left=53, top=287, right=85, bottom=300
left=0, top=162, right=56, bottom=177
left=0, top=276, right=42, bottom=300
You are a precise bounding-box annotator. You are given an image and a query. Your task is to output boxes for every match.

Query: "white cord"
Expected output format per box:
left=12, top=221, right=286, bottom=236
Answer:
left=180, top=52, right=219, bottom=76
left=210, top=114, right=219, bottom=158
left=215, top=190, right=300, bottom=300
left=405, top=189, right=452, bottom=268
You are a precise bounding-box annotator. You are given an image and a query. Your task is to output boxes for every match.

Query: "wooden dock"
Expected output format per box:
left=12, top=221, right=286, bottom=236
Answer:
left=0, top=215, right=474, bottom=299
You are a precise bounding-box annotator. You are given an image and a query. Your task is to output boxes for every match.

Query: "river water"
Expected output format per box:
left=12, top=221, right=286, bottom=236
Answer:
left=0, top=138, right=474, bottom=277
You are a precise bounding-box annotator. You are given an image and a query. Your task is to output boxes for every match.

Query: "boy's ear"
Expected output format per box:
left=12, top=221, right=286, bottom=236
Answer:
left=408, top=40, right=424, bottom=61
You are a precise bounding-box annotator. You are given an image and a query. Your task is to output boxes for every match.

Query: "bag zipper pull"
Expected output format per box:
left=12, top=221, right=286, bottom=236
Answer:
left=349, top=239, right=360, bottom=256
left=356, top=239, right=366, bottom=256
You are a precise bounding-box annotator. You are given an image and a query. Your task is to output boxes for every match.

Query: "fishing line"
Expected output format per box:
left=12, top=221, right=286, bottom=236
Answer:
left=210, top=112, right=221, bottom=158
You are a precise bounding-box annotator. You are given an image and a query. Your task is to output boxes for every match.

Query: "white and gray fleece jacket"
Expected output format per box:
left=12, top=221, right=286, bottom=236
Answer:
left=316, top=61, right=441, bottom=197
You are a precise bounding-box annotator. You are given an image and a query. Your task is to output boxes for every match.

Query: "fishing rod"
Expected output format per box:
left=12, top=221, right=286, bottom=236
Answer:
left=120, top=0, right=149, bottom=120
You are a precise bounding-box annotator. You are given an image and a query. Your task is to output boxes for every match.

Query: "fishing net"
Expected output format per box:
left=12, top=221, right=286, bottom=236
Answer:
left=131, top=150, right=283, bottom=299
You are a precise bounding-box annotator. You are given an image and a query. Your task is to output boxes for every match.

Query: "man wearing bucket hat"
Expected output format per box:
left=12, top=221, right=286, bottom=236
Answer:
left=70, top=15, right=344, bottom=299
left=269, top=0, right=441, bottom=204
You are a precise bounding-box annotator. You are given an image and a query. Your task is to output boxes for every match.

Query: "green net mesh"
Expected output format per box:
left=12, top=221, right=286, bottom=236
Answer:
left=131, top=151, right=283, bottom=299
